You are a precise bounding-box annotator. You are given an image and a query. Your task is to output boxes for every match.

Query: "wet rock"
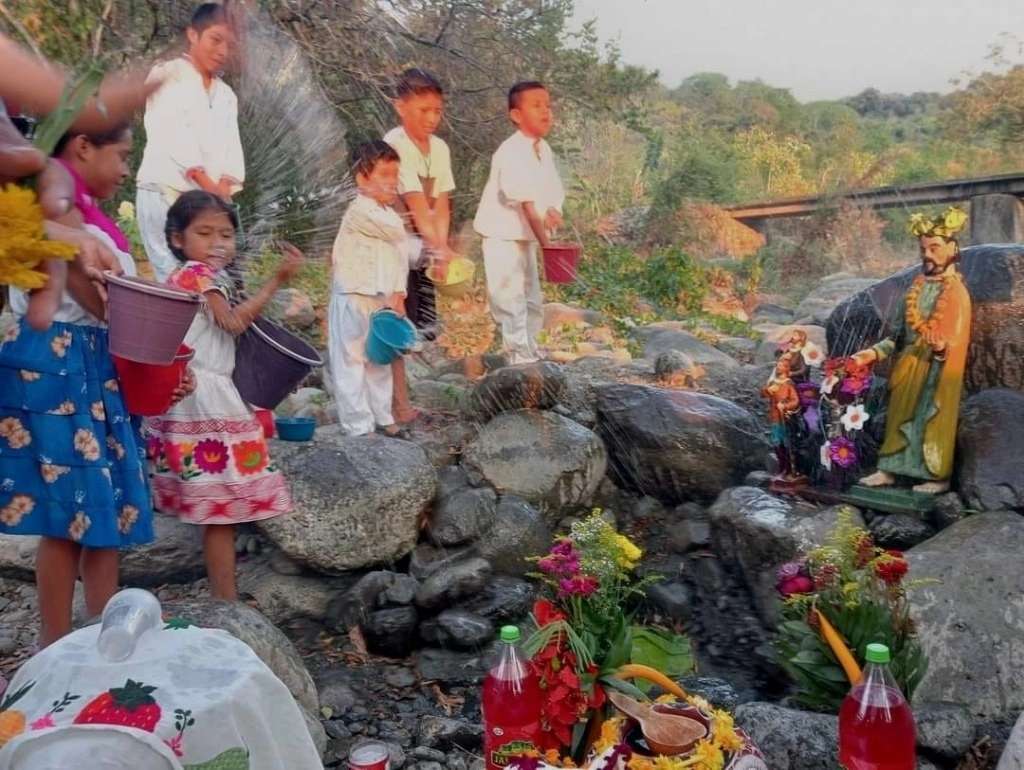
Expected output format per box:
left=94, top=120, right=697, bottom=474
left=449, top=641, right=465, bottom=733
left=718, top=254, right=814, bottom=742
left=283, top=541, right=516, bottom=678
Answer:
left=653, top=350, right=701, bottom=385
left=668, top=518, right=711, bottom=553
left=644, top=581, right=691, bottom=622
left=907, top=512, right=1024, bottom=721
left=415, top=558, right=492, bottom=610
left=317, top=675, right=357, bottom=717
left=412, top=380, right=470, bottom=413
left=998, top=711, right=1024, bottom=770
left=419, top=609, right=494, bottom=650
left=795, top=273, right=877, bottom=325
left=416, top=715, right=483, bottom=750
left=931, top=492, right=967, bottom=531
left=412, top=747, right=447, bottom=762
left=826, top=245, right=1024, bottom=394
left=676, top=677, right=741, bottom=712
left=735, top=701, right=837, bottom=770
left=362, top=606, right=420, bottom=658
left=268, top=548, right=304, bottom=576
left=867, top=513, right=935, bottom=549
left=709, top=488, right=865, bottom=624
left=326, top=571, right=400, bottom=631
left=382, top=575, right=420, bottom=606
left=596, top=384, right=769, bottom=504
left=436, top=465, right=472, bottom=500
left=162, top=598, right=318, bottom=713
left=463, top=410, right=606, bottom=516
left=415, top=648, right=490, bottom=685
left=743, top=470, right=774, bottom=489
left=428, top=487, right=497, bottom=546
left=237, top=559, right=346, bottom=624
left=408, top=543, right=476, bottom=581
left=914, top=702, right=976, bottom=764
left=383, top=667, right=417, bottom=689
left=639, top=327, right=739, bottom=369
left=475, top=496, right=552, bottom=577
left=751, top=303, right=795, bottom=325
left=259, top=439, right=436, bottom=572
left=956, top=388, right=1024, bottom=512
left=465, top=362, right=567, bottom=421
left=456, top=576, right=535, bottom=623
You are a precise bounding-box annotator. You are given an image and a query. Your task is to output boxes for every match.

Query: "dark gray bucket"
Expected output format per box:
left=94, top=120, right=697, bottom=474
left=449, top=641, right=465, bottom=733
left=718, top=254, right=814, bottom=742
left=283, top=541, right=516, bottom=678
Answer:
left=233, top=317, right=323, bottom=410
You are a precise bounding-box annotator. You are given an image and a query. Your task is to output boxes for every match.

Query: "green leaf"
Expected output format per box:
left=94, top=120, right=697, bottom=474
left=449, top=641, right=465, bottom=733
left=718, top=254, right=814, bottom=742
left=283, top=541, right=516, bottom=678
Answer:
left=629, top=627, right=695, bottom=677
left=599, top=675, right=651, bottom=703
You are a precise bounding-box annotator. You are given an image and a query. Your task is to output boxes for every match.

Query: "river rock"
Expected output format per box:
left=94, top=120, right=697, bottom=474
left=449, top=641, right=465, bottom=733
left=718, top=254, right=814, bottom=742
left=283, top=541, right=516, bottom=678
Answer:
left=0, top=533, right=38, bottom=579
left=419, top=609, right=494, bottom=649
left=907, top=511, right=1024, bottom=721
left=238, top=559, right=348, bottom=625
left=676, top=677, right=741, bottom=712
left=162, top=598, right=318, bottom=713
left=914, top=702, right=976, bottom=764
left=412, top=380, right=470, bottom=413
left=463, top=410, right=606, bottom=515
left=428, top=487, right=497, bottom=546
left=735, top=701, right=837, bottom=770
left=795, top=273, right=877, bottom=324
left=867, top=512, right=935, bottom=549
left=417, top=716, right=483, bottom=751
left=258, top=438, right=436, bottom=572
left=362, top=606, right=420, bottom=658
left=326, top=571, right=405, bottom=631
left=119, top=515, right=206, bottom=586
left=415, top=648, right=490, bottom=685
left=709, top=488, right=865, bottom=624
left=475, top=496, right=552, bottom=576
left=455, top=576, right=535, bottom=622
left=415, top=557, right=492, bottom=610
left=465, top=362, right=566, bottom=421
left=998, top=711, right=1024, bottom=770
left=596, top=384, right=768, bottom=504
left=640, top=327, right=739, bottom=369
left=751, top=303, right=795, bottom=325
left=957, top=389, right=1024, bottom=512
left=826, top=245, right=1024, bottom=394
left=408, top=543, right=476, bottom=581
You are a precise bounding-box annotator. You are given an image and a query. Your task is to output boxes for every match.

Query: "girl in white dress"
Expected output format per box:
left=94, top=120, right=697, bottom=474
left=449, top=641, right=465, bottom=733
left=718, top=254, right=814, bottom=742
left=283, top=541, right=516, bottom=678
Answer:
left=146, top=191, right=303, bottom=600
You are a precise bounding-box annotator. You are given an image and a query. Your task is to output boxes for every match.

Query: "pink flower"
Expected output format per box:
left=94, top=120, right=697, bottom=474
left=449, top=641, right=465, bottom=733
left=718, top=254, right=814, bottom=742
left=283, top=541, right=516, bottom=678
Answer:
left=31, top=714, right=55, bottom=730
left=777, top=575, right=814, bottom=598
left=776, top=561, right=804, bottom=582
left=194, top=439, right=229, bottom=473
left=538, top=539, right=581, bottom=578
left=558, top=575, right=599, bottom=597
left=828, top=436, right=858, bottom=468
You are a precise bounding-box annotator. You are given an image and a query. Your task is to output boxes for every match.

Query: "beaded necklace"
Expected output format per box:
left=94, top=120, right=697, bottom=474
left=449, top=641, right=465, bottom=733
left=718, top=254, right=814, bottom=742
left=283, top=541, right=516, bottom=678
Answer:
left=904, top=272, right=956, bottom=338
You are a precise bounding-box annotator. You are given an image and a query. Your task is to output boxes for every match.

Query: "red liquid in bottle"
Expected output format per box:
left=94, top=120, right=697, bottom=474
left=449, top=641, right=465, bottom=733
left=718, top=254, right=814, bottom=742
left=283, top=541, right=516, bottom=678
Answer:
left=839, top=684, right=916, bottom=770
left=482, top=627, right=543, bottom=770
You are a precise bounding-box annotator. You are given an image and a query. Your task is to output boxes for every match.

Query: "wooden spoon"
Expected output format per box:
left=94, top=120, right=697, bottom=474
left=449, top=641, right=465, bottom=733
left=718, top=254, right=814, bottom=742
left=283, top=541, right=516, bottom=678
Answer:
left=607, top=690, right=708, bottom=756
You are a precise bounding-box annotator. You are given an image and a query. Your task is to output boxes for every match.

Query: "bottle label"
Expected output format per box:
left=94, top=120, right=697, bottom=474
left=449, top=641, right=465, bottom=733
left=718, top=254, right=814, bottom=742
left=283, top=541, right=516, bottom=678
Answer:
left=488, top=725, right=540, bottom=768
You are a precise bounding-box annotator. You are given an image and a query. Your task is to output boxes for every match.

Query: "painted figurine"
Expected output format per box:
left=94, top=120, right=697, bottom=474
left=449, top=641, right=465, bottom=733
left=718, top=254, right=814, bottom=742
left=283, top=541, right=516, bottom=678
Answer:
left=852, top=207, right=971, bottom=494
left=763, top=355, right=807, bottom=489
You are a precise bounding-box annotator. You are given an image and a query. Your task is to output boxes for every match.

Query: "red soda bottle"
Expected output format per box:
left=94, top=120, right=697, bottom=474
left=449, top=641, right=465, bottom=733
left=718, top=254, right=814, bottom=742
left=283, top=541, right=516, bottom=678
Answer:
left=482, top=625, right=543, bottom=770
left=839, top=643, right=916, bottom=770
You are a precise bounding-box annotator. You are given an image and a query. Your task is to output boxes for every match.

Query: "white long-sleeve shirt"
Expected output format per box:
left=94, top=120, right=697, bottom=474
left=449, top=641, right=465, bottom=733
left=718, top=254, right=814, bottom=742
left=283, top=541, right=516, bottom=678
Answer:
left=331, top=195, right=408, bottom=296
left=473, top=130, right=565, bottom=241
left=136, top=57, right=245, bottom=193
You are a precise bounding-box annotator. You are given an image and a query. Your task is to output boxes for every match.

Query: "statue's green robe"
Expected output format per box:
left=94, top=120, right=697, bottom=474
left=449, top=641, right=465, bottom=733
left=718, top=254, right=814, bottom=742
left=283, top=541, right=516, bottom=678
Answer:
left=871, top=272, right=971, bottom=482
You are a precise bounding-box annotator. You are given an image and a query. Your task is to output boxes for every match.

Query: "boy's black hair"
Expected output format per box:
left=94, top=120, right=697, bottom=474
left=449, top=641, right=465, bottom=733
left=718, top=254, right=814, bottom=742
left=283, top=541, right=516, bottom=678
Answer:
left=52, top=123, right=131, bottom=159
left=395, top=68, right=444, bottom=100
left=190, top=2, right=229, bottom=33
left=351, top=140, right=400, bottom=179
left=165, top=190, right=240, bottom=262
left=508, top=81, right=548, bottom=111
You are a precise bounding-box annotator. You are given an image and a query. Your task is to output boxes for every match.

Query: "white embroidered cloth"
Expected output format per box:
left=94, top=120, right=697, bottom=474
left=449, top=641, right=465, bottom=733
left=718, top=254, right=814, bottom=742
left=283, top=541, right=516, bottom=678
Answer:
left=0, top=621, right=322, bottom=770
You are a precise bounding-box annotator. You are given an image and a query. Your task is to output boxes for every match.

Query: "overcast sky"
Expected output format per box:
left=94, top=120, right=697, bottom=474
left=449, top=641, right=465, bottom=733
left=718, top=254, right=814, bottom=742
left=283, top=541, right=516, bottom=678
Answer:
left=570, top=0, right=1024, bottom=102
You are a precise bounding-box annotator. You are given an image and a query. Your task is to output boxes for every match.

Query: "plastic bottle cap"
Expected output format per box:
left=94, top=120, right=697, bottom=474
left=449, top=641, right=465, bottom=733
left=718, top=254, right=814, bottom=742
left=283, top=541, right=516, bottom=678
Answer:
left=865, top=643, right=890, bottom=664
left=500, top=625, right=520, bottom=643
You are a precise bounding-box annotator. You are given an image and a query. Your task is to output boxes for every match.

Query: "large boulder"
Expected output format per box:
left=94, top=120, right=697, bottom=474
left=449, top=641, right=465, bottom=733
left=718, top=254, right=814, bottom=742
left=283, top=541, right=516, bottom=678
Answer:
left=956, top=389, right=1024, bottom=512
left=258, top=437, right=436, bottom=572
left=638, top=326, right=739, bottom=369
left=709, top=488, right=865, bottom=624
left=595, top=384, right=768, bottom=504
left=998, top=711, right=1024, bottom=770
left=907, top=512, right=1024, bottom=721
left=795, top=273, right=878, bottom=325
left=465, top=362, right=567, bottom=421
left=826, top=245, right=1024, bottom=394
left=475, top=496, right=552, bottom=576
left=161, top=598, right=318, bottom=713
left=734, top=702, right=837, bottom=770
left=237, top=559, right=351, bottom=625
left=463, top=410, right=606, bottom=515
left=427, top=487, right=498, bottom=546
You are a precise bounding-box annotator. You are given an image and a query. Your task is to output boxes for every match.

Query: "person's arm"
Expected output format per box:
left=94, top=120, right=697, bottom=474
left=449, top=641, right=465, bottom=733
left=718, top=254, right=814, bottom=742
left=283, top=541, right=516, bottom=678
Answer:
left=521, top=201, right=551, bottom=248
left=218, top=89, right=245, bottom=196
left=401, top=191, right=444, bottom=251
left=204, top=243, right=303, bottom=335
left=435, top=192, right=451, bottom=246
left=142, top=64, right=205, bottom=184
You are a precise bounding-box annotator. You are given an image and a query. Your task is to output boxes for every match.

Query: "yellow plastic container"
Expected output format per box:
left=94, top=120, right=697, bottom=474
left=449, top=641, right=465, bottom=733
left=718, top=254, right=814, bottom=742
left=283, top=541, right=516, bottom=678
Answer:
left=427, top=257, right=476, bottom=298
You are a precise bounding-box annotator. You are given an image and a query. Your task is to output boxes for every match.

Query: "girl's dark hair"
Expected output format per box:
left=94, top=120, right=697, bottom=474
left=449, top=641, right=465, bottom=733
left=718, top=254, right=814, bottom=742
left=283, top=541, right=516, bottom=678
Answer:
left=190, top=2, right=229, bottom=33
left=165, top=190, right=239, bottom=262
left=351, top=140, right=400, bottom=178
left=508, top=80, right=547, bottom=111
left=52, top=123, right=131, bottom=158
left=395, top=68, right=443, bottom=100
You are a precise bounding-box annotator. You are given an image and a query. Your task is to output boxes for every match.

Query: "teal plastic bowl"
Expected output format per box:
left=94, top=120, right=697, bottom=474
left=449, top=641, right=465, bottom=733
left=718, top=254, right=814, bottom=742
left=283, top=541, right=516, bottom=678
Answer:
left=274, top=416, right=316, bottom=441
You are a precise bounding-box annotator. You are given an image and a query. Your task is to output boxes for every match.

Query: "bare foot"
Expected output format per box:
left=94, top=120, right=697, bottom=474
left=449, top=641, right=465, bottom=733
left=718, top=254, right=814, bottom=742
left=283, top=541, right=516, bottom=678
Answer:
left=394, top=406, right=422, bottom=424
left=912, top=480, right=950, bottom=494
left=860, top=470, right=896, bottom=487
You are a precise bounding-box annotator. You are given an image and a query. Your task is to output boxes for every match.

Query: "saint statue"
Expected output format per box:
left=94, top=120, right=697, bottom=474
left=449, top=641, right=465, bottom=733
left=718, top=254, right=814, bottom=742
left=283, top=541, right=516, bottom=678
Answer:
left=852, top=207, right=971, bottom=494
left=763, top=355, right=806, bottom=489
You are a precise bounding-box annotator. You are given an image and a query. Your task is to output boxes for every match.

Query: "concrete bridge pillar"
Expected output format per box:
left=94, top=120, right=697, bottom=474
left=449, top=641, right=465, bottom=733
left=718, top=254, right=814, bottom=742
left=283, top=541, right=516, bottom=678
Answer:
left=969, top=194, right=1024, bottom=245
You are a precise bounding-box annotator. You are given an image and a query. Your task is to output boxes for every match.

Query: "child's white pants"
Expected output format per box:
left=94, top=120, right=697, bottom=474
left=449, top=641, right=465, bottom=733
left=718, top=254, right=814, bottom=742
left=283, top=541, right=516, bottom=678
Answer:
left=328, top=292, right=394, bottom=435
left=481, top=238, right=543, bottom=364
left=136, top=187, right=179, bottom=282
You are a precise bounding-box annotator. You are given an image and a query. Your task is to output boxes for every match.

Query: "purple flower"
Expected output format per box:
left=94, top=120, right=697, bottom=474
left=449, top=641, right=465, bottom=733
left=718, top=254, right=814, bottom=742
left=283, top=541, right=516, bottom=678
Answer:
left=539, top=539, right=581, bottom=578
left=796, top=382, right=819, bottom=407
left=828, top=436, right=859, bottom=468
left=803, top=404, right=820, bottom=433
left=558, top=575, right=599, bottom=598
left=840, top=375, right=871, bottom=397
left=776, top=561, right=804, bottom=582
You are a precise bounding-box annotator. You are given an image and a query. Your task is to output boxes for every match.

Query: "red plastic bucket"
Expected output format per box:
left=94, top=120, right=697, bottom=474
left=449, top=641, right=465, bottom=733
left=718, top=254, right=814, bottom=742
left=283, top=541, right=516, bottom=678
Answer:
left=113, top=344, right=194, bottom=416
left=106, top=272, right=202, bottom=365
left=542, top=243, right=581, bottom=283
left=254, top=408, right=275, bottom=439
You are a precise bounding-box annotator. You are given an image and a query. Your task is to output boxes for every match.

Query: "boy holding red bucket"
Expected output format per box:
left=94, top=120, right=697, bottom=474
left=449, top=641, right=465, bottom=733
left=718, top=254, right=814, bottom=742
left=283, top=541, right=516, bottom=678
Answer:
left=473, top=81, right=565, bottom=365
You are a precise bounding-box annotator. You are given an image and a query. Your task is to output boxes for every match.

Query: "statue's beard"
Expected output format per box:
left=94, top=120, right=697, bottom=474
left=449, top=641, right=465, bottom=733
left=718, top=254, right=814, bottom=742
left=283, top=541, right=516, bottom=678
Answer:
left=923, top=258, right=953, bottom=276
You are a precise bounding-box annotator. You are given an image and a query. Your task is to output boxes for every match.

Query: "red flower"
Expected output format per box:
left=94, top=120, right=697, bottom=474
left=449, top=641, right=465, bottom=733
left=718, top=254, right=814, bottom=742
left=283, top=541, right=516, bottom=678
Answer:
left=875, top=550, right=909, bottom=585
left=164, top=442, right=186, bottom=474
left=533, top=599, right=566, bottom=627
left=232, top=440, right=268, bottom=475
left=777, top=575, right=814, bottom=597
left=194, top=439, right=229, bottom=473
left=854, top=533, right=876, bottom=567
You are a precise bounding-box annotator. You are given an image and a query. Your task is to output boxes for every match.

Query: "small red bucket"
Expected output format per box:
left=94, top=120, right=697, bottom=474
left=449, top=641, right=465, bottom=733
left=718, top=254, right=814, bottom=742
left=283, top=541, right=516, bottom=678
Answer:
left=542, top=243, right=581, bottom=283
left=113, top=344, right=194, bottom=416
left=254, top=408, right=275, bottom=439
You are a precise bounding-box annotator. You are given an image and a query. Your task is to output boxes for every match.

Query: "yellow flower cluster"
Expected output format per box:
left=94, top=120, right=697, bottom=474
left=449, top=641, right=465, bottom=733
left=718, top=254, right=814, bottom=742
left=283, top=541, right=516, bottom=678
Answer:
left=0, top=184, right=77, bottom=290
left=614, top=533, right=643, bottom=570
left=908, top=206, right=968, bottom=239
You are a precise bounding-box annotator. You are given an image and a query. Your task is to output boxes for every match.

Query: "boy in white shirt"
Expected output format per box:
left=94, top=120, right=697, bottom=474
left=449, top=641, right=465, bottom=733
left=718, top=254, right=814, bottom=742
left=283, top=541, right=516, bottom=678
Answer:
left=136, top=3, right=245, bottom=281
left=383, top=68, right=456, bottom=421
left=474, top=81, right=564, bottom=365
left=328, top=141, right=407, bottom=437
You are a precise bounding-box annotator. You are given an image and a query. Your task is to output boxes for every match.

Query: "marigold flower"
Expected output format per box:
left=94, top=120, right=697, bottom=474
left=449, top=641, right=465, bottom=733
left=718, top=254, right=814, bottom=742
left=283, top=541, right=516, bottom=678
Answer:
left=0, top=184, right=77, bottom=290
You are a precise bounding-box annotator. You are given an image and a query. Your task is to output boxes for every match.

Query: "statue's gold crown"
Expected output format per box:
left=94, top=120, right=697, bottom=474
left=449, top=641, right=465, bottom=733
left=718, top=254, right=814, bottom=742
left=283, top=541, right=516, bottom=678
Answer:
left=908, top=206, right=968, bottom=239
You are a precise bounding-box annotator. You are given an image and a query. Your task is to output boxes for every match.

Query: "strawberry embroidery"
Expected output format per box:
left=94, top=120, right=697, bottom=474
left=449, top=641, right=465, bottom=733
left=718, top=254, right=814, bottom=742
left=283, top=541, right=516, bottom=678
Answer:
left=73, top=679, right=161, bottom=731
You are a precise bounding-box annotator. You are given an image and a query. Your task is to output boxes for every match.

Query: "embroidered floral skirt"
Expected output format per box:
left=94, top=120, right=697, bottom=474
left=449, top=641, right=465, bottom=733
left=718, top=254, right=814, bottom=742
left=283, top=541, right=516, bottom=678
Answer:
left=0, top=320, right=154, bottom=548
left=146, top=369, right=291, bottom=526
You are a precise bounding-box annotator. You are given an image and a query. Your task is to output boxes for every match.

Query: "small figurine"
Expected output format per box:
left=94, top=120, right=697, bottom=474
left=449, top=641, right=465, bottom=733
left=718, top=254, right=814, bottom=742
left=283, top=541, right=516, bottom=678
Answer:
left=851, top=207, right=971, bottom=494
left=763, top=355, right=808, bottom=491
